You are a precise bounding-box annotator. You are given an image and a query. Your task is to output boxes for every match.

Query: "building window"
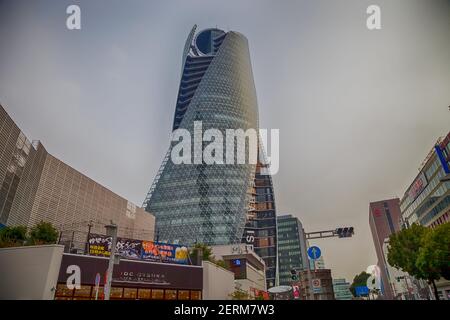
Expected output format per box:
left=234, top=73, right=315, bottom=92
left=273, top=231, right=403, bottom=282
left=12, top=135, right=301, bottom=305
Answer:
left=385, top=209, right=396, bottom=233
left=73, top=285, right=92, bottom=298
left=54, top=283, right=202, bottom=300
left=190, top=290, right=202, bottom=300
left=123, top=288, right=137, bottom=299
left=164, top=289, right=177, bottom=300
left=178, top=290, right=190, bottom=300
left=56, top=284, right=74, bottom=297
left=137, top=289, right=151, bottom=300
left=110, top=287, right=123, bottom=299
left=151, top=289, right=164, bottom=300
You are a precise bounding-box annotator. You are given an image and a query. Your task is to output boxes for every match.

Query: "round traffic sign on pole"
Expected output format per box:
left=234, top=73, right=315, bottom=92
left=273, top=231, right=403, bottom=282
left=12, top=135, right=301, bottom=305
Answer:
left=307, top=246, right=321, bottom=260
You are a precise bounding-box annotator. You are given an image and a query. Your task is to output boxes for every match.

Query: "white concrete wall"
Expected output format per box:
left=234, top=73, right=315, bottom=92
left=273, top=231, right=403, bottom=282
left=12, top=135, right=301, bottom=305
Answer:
left=202, top=260, right=235, bottom=300
left=245, top=263, right=266, bottom=291
left=0, top=245, right=64, bottom=300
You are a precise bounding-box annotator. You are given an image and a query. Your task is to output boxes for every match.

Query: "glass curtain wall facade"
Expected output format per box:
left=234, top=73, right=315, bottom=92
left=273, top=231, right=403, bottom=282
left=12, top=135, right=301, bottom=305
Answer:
left=242, top=160, right=278, bottom=288
left=400, top=132, right=450, bottom=228
left=276, top=215, right=308, bottom=286
left=143, top=26, right=278, bottom=288
left=399, top=132, right=450, bottom=300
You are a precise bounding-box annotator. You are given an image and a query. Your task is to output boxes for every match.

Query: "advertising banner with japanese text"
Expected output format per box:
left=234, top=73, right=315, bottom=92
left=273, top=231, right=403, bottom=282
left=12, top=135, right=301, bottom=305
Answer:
left=141, top=240, right=189, bottom=264
left=87, top=234, right=189, bottom=265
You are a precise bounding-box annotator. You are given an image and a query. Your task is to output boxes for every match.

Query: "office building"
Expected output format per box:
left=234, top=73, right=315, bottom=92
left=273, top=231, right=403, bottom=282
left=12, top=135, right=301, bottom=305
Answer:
left=400, top=132, right=450, bottom=228
left=298, top=269, right=335, bottom=300
left=0, top=104, right=155, bottom=246
left=399, top=131, right=450, bottom=299
left=276, top=215, right=308, bottom=286
left=332, top=278, right=353, bottom=300
left=143, top=26, right=278, bottom=288
left=242, top=161, right=278, bottom=288
left=211, top=244, right=267, bottom=297
left=369, top=198, right=402, bottom=299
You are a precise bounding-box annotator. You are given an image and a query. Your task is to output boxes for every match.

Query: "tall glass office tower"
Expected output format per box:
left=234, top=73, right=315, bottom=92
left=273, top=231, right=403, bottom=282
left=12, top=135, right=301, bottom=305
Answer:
left=144, top=26, right=278, bottom=287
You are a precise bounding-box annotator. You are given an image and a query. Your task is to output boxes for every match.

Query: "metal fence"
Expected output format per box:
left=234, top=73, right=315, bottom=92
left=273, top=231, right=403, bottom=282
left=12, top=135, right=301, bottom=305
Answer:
left=56, top=219, right=155, bottom=255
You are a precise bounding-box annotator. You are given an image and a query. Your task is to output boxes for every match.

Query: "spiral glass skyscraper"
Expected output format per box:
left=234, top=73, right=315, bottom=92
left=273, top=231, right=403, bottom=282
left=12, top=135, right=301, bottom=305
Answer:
left=144, top=26, right=278, bottom=287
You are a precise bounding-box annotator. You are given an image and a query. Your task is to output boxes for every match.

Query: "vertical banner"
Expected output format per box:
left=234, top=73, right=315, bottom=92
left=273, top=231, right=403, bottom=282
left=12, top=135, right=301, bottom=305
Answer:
left=435, top=145, right=450, bottom=174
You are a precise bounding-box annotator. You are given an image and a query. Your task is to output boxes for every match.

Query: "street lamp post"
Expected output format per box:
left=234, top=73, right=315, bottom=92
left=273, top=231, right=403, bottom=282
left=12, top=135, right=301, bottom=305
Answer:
left=104, top=222, right=118, bottom=300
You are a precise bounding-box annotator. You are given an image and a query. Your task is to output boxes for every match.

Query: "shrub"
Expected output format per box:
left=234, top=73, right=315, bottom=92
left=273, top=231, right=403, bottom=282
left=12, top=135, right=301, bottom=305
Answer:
left=0, top=226, right=27, bottom=248
left=28, top=221, right=59, bottom=245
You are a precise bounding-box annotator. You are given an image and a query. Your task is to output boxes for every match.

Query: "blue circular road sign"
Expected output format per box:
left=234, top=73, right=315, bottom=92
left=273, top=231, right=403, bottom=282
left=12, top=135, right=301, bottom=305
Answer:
left=307, top=246, right=321, bottom=260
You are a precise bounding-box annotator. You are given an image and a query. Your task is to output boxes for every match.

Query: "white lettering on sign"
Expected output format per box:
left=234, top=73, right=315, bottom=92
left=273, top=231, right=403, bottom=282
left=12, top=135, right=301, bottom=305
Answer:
left=66, top=265, right=81, bottom=289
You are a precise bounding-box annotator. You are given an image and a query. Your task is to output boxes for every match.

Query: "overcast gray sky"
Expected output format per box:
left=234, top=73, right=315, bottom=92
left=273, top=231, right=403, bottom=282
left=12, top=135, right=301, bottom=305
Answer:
left=0, top=0, right=449, bottom=281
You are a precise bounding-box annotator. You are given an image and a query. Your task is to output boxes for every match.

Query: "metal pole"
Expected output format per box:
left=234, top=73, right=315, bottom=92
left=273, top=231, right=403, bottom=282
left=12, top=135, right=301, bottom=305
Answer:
left=70, top=231, right=75, bottom=252
left=104, top=222, right=118, bottom=301
left=307, top=260, right=314, bottom=300
left=301, top=227, right=314, bottom=300
left=85, top=220, right=93, bottom=255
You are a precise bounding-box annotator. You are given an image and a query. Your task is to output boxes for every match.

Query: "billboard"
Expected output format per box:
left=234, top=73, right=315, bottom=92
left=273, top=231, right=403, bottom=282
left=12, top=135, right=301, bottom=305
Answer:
left=88, top=234, right=112, bottom=257
left=88, top=234, right=189, bottom=265
left=141, top=241, right=189, bottom=264
left=116, top=237, right=142, bottom=259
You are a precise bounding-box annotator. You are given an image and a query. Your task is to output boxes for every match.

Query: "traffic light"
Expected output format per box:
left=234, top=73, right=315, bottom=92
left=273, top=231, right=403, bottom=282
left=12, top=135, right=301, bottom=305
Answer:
left=290, top=269, right=299, bottom=281
left=336, top=226, right=354, bottom=238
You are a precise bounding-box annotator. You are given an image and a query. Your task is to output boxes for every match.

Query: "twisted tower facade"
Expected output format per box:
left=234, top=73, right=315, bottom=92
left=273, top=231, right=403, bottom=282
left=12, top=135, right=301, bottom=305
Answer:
left=144, top=26, right=278, bottom=287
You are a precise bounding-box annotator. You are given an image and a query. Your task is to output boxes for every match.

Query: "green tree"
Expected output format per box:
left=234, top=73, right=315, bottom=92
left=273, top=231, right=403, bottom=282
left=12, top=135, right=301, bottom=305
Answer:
left=416, top=223, right=450, bottom=294
left=349, top=271, right=370, bottom=297
left=0, top=225, right=27, bottom=248
left=387, top=223, right=427, bottom=276
left=387, top=223, right=450, bottom=300
left=188, top=243, right=232, bottom=270
left=28, top=221, right=59, bottom=245
left=189, top=243, right=213, bottom=264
